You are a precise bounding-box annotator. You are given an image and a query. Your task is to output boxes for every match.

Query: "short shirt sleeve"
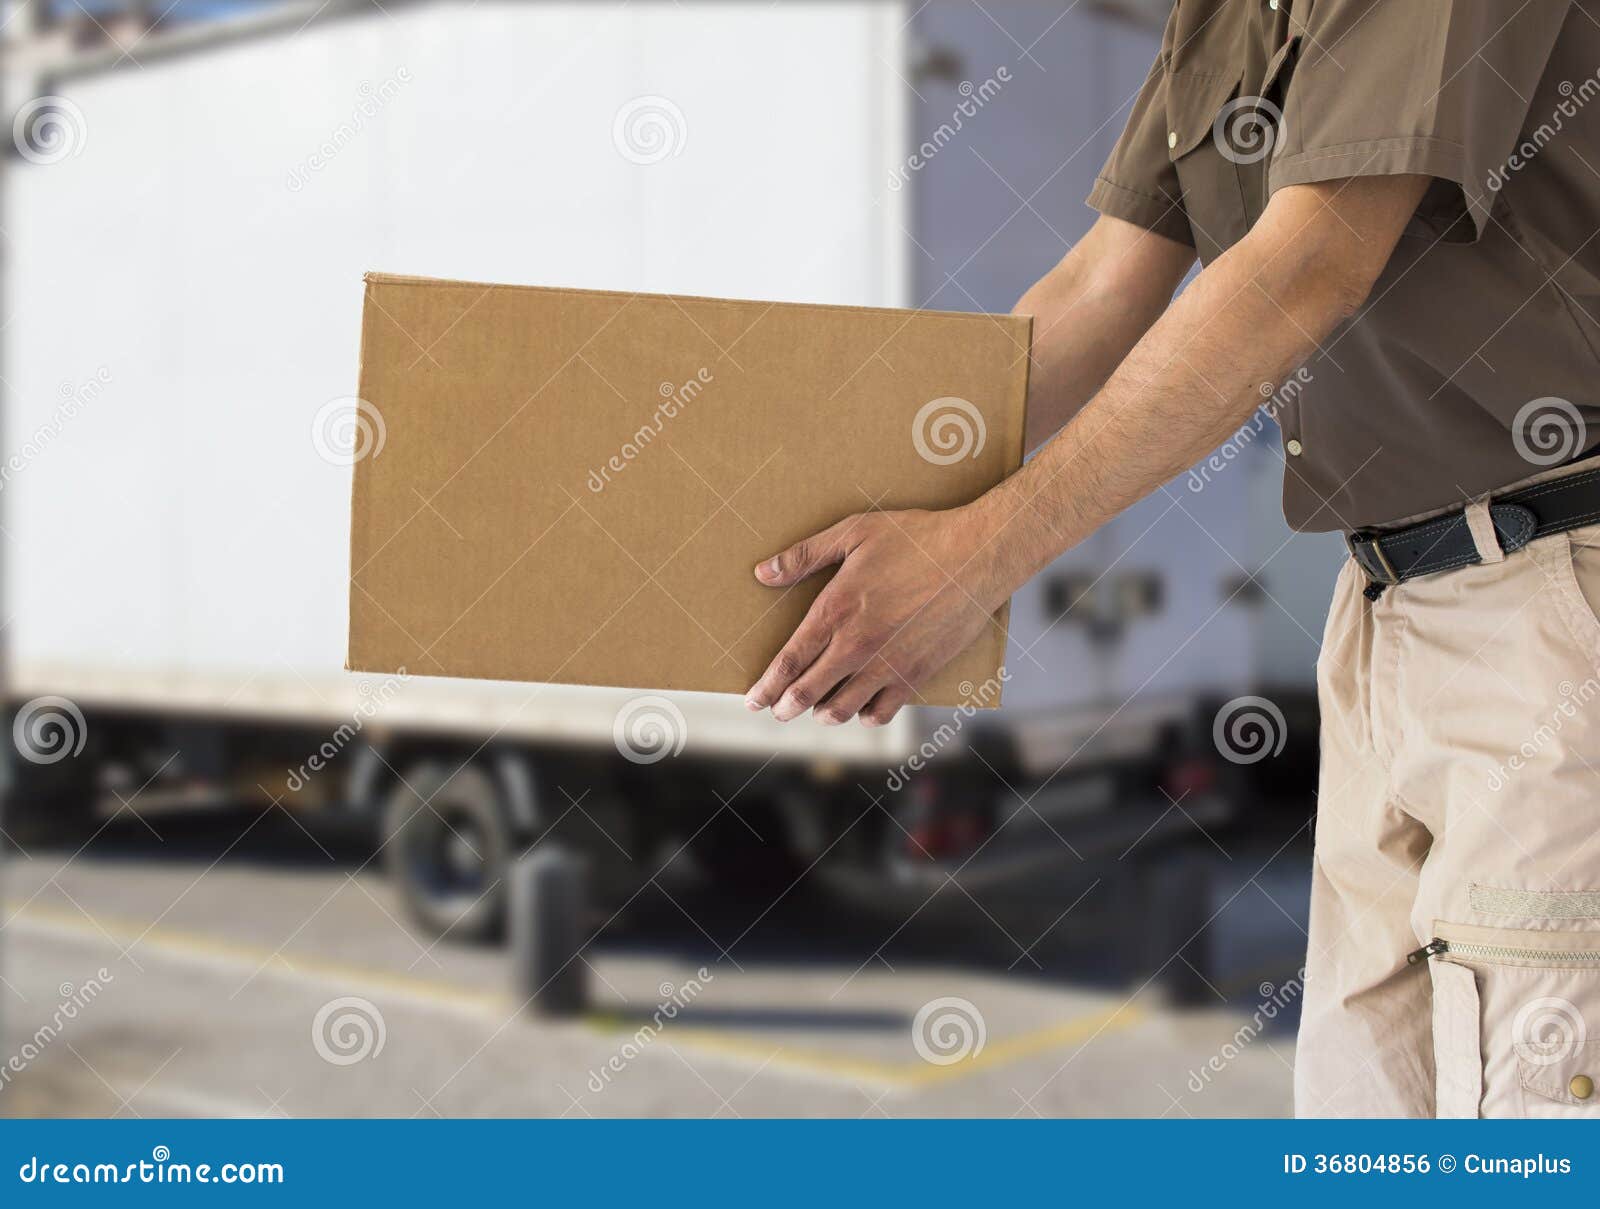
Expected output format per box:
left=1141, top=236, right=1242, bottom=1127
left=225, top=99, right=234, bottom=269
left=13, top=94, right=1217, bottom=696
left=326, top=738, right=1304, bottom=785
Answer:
left=1268, top=0, right=1571, bottom=242
left=1086, top=48, right=1194, bottom=246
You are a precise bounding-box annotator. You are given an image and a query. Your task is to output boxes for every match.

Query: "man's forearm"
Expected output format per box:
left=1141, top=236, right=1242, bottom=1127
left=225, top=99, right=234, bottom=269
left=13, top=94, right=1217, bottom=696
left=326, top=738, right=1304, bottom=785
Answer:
left=1017, top=217, right=1194, bottom=450
left=981, top=178, right=1428, bottom=591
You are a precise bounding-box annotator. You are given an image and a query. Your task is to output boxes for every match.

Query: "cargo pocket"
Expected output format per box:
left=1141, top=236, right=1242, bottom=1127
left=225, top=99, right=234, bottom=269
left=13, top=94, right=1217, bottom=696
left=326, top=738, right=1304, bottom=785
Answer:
left=1415, top=922, right=1600, bottom=1117
left=1519, top=1039, right=1600, bottom=1113
left=1538, top=523, right=1600, bottom=664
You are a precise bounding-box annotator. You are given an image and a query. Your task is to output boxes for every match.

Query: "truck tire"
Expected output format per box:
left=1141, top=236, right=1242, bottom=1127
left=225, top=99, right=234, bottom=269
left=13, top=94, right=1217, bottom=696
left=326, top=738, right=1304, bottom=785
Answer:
left=381, top=762, right=510, bottom=942
left=510, top=846, right=589, bottom=1017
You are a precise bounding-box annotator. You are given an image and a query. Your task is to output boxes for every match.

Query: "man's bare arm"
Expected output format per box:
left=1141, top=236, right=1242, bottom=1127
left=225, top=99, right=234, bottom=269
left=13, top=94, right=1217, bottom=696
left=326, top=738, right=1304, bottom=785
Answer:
left=744, top=174, right=1431, bottom=725
left=1016, top=215, right=1195, bottom=450
left=983, top=174, right=1427, bottom=586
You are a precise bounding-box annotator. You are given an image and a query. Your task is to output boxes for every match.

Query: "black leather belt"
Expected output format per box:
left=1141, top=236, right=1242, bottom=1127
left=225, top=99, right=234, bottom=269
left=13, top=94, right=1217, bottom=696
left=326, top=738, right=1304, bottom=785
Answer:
left=1347, top=466, right=1600, bottom=599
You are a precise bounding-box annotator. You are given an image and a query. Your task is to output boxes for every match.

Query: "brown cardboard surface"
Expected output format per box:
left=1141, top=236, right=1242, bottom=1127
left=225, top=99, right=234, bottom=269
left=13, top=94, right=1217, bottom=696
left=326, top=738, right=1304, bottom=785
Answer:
left=347, top=273, right=1030, bottom=708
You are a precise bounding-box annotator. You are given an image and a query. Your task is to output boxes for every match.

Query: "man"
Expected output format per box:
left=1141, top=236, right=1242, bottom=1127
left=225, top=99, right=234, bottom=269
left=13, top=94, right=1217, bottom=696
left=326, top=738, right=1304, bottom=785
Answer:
left=743, top=0, right=1600, bottom=1117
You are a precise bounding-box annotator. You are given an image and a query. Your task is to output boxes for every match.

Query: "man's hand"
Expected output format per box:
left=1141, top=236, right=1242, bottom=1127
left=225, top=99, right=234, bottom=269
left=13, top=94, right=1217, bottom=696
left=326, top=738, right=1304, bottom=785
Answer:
left=743, top=504, right=1015, bottom=726
left=741, top=219, right=1193, bottom=729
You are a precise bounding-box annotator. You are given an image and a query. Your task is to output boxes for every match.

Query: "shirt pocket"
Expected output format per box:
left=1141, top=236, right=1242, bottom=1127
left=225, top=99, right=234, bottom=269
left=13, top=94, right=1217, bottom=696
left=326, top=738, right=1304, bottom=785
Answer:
left=1164, top=67, right=1251, bottom=263
left=1421, top=921, right=1600, bottom=1118
left=1165, top=29, right=1302, bottom=262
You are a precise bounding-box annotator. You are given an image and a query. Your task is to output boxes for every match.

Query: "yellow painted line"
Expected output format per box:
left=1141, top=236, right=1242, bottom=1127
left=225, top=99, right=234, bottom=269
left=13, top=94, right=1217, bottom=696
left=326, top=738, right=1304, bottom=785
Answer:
left=599, top=1000, right=1150, bottom=1090
left=6, top=899, right=504, bottom=1013
left=904, top=999, right=1149, bottom=1087
left=11, top=898, right=1150, bottom=1090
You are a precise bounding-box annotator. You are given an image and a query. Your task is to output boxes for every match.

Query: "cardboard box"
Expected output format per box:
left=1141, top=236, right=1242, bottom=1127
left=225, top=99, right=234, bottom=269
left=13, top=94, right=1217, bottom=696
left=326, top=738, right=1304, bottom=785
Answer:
left=347, top=273, right=1030, bottom=707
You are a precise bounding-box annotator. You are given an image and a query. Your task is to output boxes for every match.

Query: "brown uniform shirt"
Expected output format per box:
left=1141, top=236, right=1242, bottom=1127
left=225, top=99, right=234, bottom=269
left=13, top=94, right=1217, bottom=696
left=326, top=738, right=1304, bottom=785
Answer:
left=1087, top=0, right=1600, bottom=531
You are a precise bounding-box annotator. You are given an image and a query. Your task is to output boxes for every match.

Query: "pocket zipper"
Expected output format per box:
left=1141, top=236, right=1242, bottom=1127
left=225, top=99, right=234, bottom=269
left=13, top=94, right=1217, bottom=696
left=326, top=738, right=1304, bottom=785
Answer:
left=1407, top=936, right=1600, bottom=965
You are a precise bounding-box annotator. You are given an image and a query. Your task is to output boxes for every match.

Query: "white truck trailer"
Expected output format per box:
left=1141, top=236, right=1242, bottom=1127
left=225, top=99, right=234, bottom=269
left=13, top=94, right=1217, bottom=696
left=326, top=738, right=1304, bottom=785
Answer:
left=3, top=0, right=1334, bottom=983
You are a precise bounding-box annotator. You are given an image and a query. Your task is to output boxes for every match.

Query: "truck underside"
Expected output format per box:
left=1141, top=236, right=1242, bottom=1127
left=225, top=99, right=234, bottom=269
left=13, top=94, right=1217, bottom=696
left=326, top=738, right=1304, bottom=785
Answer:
left=3, top=689, right=1318, bottom=1007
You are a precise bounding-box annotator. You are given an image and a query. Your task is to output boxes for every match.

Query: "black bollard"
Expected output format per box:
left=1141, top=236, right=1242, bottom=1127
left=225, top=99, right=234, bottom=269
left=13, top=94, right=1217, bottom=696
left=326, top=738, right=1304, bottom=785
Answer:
left=510, top=846, right=589, bottom=1017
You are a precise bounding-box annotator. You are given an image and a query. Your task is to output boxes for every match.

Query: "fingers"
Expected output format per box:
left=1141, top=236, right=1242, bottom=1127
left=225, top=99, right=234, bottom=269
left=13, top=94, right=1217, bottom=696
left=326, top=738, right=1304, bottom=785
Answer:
left=769, top=633, right=878, bottom=722
left=860, top=685, right=912, bottom=727
left=813, top=665, right=895, bottom=726
left=746, top=514, right=873, bottom=714
left=746, top=512, right=912, bottom=725
left=744, top=611, right=832, bottom=712
left=754, top=514, right=865, bottom=587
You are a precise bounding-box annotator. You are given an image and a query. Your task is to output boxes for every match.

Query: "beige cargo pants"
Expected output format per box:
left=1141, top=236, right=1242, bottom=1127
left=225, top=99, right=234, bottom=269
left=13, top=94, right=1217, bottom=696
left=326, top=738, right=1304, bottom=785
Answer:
left=1295, top=454, right=1600, bottom=1118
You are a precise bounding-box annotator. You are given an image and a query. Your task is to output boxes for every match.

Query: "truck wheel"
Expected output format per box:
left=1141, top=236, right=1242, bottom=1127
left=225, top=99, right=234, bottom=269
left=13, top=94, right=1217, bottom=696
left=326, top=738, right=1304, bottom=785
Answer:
left=510, top=846, right=590, bottom=1017
left=381, top=762, right=510, bottom=942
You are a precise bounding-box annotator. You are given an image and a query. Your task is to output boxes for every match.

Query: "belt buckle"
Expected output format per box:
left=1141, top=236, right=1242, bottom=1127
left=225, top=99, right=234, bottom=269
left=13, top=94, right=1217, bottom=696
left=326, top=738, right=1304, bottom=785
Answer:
left=1346, top=529, right=1400, bottom=585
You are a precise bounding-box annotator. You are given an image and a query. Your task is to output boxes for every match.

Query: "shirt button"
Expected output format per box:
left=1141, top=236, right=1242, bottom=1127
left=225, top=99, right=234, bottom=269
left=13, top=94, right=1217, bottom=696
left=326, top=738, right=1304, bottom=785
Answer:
left=1268, top=0, right=1278, bottom=9
left=1285, top=439, right=1304, bottom=456
left=1167, top=130, right=1178, bottom=150
left=1572, top=1074, right=1594, bottom=1100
